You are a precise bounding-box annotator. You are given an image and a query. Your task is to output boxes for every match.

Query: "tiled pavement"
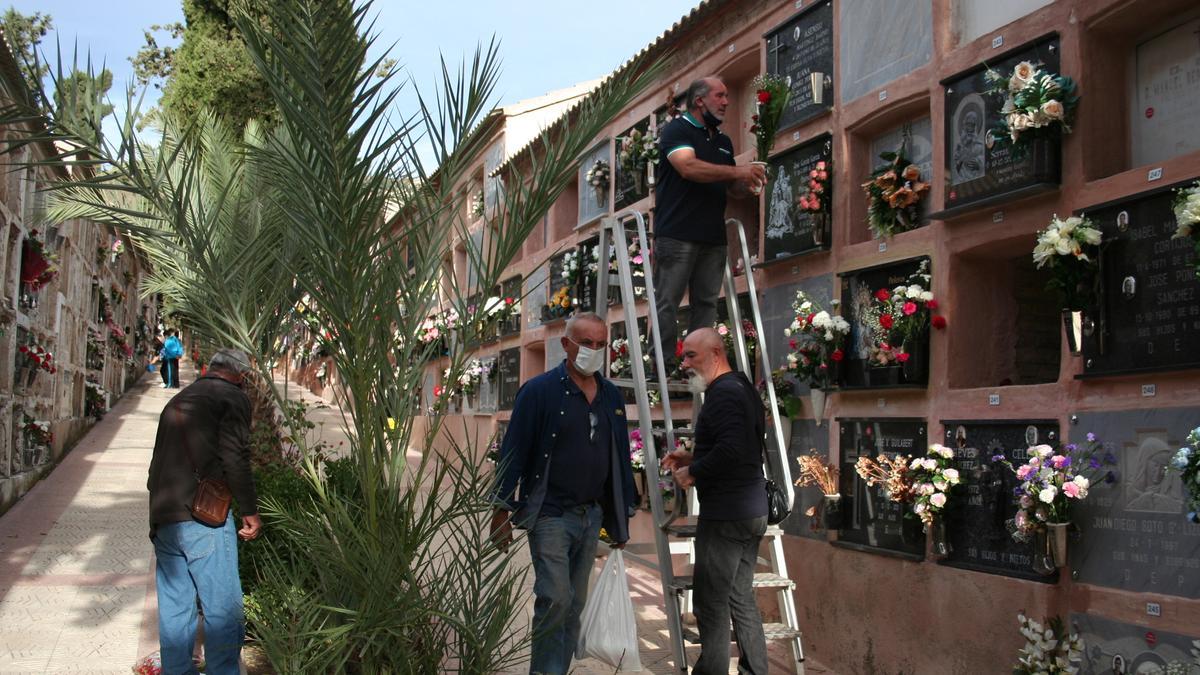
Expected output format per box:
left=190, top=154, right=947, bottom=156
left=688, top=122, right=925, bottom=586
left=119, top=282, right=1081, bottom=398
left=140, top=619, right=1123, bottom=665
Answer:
left=0, top=368, right=829, bottom=674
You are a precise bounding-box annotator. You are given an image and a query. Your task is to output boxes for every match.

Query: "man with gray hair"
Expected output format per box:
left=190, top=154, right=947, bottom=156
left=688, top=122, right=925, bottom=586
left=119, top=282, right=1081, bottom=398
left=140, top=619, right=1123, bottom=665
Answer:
left=490, top=313, right=638, bottom=674
left=148, top=347, right=261, bottom=674
left=653, top=76, right=766, bottom=373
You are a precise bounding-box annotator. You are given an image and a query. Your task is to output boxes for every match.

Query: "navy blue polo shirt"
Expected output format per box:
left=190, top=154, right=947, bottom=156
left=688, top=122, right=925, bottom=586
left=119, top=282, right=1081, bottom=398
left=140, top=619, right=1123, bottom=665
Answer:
left=654, top=111, right=735, bottom=245
left=542, top=372, right=613, bottom=516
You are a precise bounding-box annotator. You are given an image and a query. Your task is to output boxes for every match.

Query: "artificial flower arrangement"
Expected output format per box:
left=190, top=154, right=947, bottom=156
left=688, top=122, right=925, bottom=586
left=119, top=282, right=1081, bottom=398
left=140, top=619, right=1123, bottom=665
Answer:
left=545, top=286, right=574, bottom=318
left=795, top=451, right=840, bottom=496
left=866, top=260, right=946, bottom=367
left=417, top=308, right=462, bottom=346
left=1173, top=180, right=1200, bottom=280
left=442, top=357, right=494, bottom=398
left=862, top=140, right=929, bottom=239
left=470, top=190, right=485, bottom=219
left=86, top=327, right=106, bottom=369
left=716, top=319, right=758, bottom=368
left=562, top=245, right=599, bottom=288
left=22, top=414, right=53, bottom=448
left=18, top=343, right=57, bottom=374
left=1171, top=426, right=1200, bottom=523
left=483, top=295, right=521, bottom=325
left=795, top=160, right=830, bottom=216
left=908, top=444, right=962, bottom=527
left=608, top=336, right=651, bottom=379
left=991, top=433, right=1115, bottom=543
left=108, top=324, right=135, bottom=360
left=1032, top=214, right=1103, bottom=311
left=629, top=428, right=645, bottom=472
left=84, top=379, right=108, bottom=418
left=984, top=60, right=1079, bottom=148
left=779, top=290, right=849, bottom=390
left=111, top=239, right=125, bottom=256
left=585, top=159, right=610, bottom=190
left=854, top=452, right=917, bottom=504
left=618, top=128, right=659, bottom=179
left=1012, top=613, right=1083, bottom=675
left=607, top=232, right=648, bottom=298
left=749, top=73, right=791, bottom=162
left=20, top=231, right=58, bottom=291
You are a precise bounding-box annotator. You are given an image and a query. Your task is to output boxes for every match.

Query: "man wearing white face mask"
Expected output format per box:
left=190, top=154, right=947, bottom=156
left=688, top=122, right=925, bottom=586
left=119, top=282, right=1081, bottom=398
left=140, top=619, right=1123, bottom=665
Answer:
left=490, top=312, right=638, bottom=675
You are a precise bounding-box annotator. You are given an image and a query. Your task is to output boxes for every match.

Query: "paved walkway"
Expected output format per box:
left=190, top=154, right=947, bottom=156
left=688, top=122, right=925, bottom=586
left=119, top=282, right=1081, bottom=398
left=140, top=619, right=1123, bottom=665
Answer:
left=0, top=368, right=828, bottom=674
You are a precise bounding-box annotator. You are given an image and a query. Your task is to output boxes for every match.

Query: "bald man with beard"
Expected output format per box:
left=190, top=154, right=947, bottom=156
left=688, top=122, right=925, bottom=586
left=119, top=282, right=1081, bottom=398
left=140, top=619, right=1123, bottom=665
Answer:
left=662, top=328, right=769, bottom=674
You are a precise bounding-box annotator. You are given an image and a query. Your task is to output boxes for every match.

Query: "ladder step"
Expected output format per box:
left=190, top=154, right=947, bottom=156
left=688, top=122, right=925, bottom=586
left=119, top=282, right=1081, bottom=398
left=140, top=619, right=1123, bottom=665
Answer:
left=669, top=572, right=795, bottom=592
left=609, top=377, right=692, bottom=392
left=682, top=622, right=802, bottom=644
left=664, top=517, right=787, bottom=539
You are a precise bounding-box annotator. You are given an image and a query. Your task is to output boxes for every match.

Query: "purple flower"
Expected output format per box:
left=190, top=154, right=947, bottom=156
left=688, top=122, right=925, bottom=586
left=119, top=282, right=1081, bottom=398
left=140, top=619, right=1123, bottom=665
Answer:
left=1104, top=452, right=1117, bottom=465
left=1088, top=457, right=1100, bottom=469
left=1104, top=471, right=1116, bottom=484
left=1087, top=432, right=1096, bottom=442
left=991, top=454, right=1006, bottom=462
left=1065, top=443, right=1077, bottom=452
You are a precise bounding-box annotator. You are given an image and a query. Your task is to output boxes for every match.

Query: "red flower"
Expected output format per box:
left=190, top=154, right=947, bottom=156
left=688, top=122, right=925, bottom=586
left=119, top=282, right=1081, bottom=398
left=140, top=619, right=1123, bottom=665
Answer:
left=831, top=349, right=844, bottom=362
left=757, top=89, right=770, bottom=103
left=897, top=352, right=911, bottom=363
left=18, top=345, right=28, bottom=354
left=807, top=313, right=817, bottom=325
left=926, top=299, right=939, bottom=310
left=902, top=301, right=918, bottom=316
left=789, top=339, right=798, bottom=350
left=931, top=315, right=947, bottom=330
left=675, top=340, right=684, bottom=358
left=505, top=297, right=515, bottom=305
left=874, top=289, right=890, bottom=301
left=879, top=314, right=894, bottom=329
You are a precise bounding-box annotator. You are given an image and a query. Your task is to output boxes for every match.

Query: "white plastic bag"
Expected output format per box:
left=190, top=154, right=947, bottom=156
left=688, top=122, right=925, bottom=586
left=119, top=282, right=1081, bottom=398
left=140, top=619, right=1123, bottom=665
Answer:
left=576, top=549, right=642, bottom=670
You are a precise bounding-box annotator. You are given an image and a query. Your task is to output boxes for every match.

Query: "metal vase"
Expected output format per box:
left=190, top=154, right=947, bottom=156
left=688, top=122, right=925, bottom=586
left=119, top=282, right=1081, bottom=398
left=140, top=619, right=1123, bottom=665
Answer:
left=930, top=518, right=951, bottom=557
left=810, top=388, right=827, bottom=426
left=1047, top=522, right=1069, bottom=568
left=821, top=494, right=842, bottom=530
left=1062, top=310, right=1083, bottom=355
left=593, top=184, right=606, bottom=209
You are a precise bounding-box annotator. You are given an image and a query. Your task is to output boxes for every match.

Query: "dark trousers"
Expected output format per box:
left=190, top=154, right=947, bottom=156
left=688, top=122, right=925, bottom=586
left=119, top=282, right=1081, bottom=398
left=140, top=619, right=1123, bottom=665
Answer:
left=164, top=358, right=180, bottom=388
left=651, top=236, right=727, bottom=368
left=693, top=516, right=769, bottom=675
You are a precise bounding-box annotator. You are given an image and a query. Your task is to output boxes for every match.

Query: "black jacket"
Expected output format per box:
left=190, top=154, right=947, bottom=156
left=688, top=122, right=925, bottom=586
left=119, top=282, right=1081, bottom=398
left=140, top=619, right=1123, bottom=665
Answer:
left=147, top=375, right=257, bottom=536
left=690, top=371, right=767, bottom=521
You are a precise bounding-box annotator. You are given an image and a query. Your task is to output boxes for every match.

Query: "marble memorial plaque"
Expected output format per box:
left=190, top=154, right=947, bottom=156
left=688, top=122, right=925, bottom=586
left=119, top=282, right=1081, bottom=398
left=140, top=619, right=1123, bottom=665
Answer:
left=1072, top=613, right=1199, bottom=674
left=765, top=2, right=834, bottom=130
left=782, top=419, right=832, bottom=541
left=954, top=0, right=1053, bottom=46
left=941, top=36, right=1061, bottom=213
left=761, top=275, right=836, bottom=395
left=1131, top=16, right=1200, bottom=167
left=545, top=338, right=567, bottom=373
left=764, top=134, right=832, bottom=262
left=869, top=118, right=934, bottom=225
left=937, top=420, right=1060, bottom=582
left=839, top=0, right=932, bottom=104
left=525, top=265, right=548, bottom=329
left=1073, top=408, right=1200, bottom=598
left=497, top=348, right=521, bottom=411
left=578, top=141, right=610, bottom=225
left=838, top=257, right=928, bottom=388
left=836, top=418, right=927, bottom=557
left=1081, top=182, right=1200, bottom=376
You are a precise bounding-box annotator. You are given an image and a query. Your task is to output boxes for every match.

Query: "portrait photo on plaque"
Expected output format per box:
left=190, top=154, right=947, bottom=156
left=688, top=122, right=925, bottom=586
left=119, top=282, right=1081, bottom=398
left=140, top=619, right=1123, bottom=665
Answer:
left=941, top=35, right=1063, bottom=212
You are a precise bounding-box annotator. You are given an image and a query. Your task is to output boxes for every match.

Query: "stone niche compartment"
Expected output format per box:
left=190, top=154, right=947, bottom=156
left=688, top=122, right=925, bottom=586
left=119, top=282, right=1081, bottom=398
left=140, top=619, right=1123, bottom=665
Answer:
left=946, top=239, right=1060, bottom=389
left=838, top=257, right=931, bottom=390
left=850, top=113, right=934, bottom=246
left=577, top=141, right=611, bottom=226
left=834, top=417, right=927, bottom=558
left=1081, top=1, right=1200, bottom=180
left=838, top=0, right=932, bottom=104
left=614, top=119, right=651, bottom=211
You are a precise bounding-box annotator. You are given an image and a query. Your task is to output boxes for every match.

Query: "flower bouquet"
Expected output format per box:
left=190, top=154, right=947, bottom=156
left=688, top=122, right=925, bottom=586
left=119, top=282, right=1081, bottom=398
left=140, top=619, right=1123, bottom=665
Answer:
left=908, top=444, right=962, bottom=553
left=18, top=343, right=57, bottom=375
left=1173, top=180, right=1200, bottom=280
left=629, top=428, right=646, bottom=472
left=1012, top=613, right=1083, bottom=675
left=984, top=60, right=1079, bottom=150
left=470, top=190, right=485, bottom=219
left=854, top=452, right=917, bottom=504
left=716, top=319, right=758, bottom=370
left=585, top=159, right=610, bottom=208
left=544, top=286, right=574, bottom=321
left=608, top=336, right=652, bottom=380
left=20, top=232, right=58, bottom=292
left=22, top=414, right=53, bottom=448
left=749, top=73, right=791, bottom=163
left=1033, top=214, right=1102, bottom=311
left=618, top=129, right=658, bottom=189
left=992, top=433, right=1115, bottom=570
left=606, top=231, right=648, bottom=301
left=443, top=357, right=494, bottom=399
left=862, top=139, right=929, bottom=239
left=794, top=160, right=831, bottom=244
left=779, top=290, right=848, bottom=390
left=866, top=260, right=945, bottom=378
left=1171, top=426, right=1200, bottom=523
left=84, top=379, right=108, bottom=418
left=795, top=450, right=841, bottom=527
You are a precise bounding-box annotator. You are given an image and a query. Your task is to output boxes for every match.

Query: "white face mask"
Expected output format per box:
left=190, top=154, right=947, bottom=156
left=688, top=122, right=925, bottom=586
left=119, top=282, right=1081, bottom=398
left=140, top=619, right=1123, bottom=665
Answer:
left=573, top=345, right=605, bottom=375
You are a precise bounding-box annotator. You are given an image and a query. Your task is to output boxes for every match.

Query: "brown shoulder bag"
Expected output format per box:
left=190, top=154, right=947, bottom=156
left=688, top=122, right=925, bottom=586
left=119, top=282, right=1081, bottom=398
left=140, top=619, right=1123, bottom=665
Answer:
left=176, top=407, right=232, bottom=526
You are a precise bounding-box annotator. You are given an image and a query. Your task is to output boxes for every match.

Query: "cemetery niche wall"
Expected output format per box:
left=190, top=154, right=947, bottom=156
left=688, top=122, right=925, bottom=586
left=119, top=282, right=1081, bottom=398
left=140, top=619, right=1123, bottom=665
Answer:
left=1078, top=180, right=1200, bottom=377
left=938, top=419, right=1061, bottom=582
left=939, top=35, right=1063, bottom=216
left=764, top=1, right=834, bottom=131
left=764, top=134, right=832, bottom=262
left=835, top=418, right=926, bottom=558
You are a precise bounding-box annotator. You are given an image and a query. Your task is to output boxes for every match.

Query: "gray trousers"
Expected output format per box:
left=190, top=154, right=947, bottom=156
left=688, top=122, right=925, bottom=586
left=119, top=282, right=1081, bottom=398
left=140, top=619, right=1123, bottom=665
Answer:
left=693, top=516, right=769, bottom=675
left=651, top=236, right=727, bottom=367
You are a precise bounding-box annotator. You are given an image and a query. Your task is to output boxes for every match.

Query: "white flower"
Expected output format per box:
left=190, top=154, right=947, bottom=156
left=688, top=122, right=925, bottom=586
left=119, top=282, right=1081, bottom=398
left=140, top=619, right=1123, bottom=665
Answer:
left=923, top=457, right=938, bottom=471
left=934, top=479, right=948, bottom=491
left=942, top=468, right=960, bottom=483
left=1034, top=444, right=1055, bottom=458
left=930, top=492, right=947, bottom=508
left=920, top=291, right=933, bottom=302
left=1009, top=61, right=1038, bottom=92
left=910, top=457, right=924, bottom=470
left=1039, top=486, right=1058, bottom=503
left=907, top=284, right=924, bottom=298
left=811, top=311, right=832, bottom=329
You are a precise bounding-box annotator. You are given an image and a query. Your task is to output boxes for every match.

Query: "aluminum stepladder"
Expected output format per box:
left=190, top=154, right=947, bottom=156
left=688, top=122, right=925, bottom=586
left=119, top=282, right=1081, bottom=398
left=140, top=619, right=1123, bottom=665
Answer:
left=595, top=211, right=805, bottom=673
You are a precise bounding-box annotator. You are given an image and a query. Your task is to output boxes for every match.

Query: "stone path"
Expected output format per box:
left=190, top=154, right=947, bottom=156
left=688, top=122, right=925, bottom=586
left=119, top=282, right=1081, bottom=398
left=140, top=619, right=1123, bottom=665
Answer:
left=0, top=367, right=829, bottom=673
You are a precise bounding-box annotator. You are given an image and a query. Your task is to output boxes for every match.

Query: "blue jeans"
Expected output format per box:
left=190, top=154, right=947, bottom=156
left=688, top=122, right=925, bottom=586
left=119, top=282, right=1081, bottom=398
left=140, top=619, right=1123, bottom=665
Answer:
left=693, top=516, right=769, bottom=674
left=152, top=515, right=244, bottom=675
left=527, top=503, right=602, bottom=674
left=651, top=236, right=728, bottom=367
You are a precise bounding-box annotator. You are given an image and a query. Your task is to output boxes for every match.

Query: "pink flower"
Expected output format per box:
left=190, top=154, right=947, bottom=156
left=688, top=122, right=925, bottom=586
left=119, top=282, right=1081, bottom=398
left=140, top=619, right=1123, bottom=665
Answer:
left=1063, top=482, right=1081, bottom=498
left=1017, top=464, right=1035, bottom=480
left=902, top=301, right=918, bottom=316
left=816, top=161, right=827, bottom=171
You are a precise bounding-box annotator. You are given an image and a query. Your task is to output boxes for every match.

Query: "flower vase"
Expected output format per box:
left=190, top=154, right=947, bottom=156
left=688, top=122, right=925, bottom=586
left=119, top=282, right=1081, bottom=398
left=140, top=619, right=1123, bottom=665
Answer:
left=810, top=388, right=827, bottom=426
left=750, top=161, right=768, bottom=195
left=900, top=516, right=924, bottom=547
left=593, top=184, right=607, bottom=209
left=866, top=364, right=902, bottom=387
left=821, top=494, right=842, bottom=529
left=631, top=166, right=645, bottom=195
left=810, top=212, right=828, bottom=247
left=1062, top=309, right=1083, bottom=355
left=900, top=340, right=929, bottom=384
left=930, top=518, right=951, bottom=557
left=25, top=366, right=38, bottom=388
left=1046, top=522, right=1069, bottom=568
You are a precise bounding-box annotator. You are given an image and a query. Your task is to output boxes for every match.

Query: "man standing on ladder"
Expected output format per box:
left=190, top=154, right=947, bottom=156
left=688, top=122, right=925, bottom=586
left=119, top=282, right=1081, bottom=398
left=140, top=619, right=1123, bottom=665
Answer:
left=653, top=76, right=765, bottom=373
left=663, top=327, right=769, bottom=674
left=490, top=313, right=639, bottom=674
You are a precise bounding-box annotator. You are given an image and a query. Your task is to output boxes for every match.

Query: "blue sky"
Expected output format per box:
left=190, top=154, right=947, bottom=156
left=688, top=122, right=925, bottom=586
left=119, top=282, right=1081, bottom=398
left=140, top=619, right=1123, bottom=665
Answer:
left=10, top=0, right=701, bottom=121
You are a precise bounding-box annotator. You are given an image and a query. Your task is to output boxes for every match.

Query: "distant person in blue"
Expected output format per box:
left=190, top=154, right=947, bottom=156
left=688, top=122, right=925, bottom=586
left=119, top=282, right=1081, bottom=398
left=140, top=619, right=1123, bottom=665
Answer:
left=489, top=312, right=638, bottom=675
left=161, top=330, right=184, bottom=388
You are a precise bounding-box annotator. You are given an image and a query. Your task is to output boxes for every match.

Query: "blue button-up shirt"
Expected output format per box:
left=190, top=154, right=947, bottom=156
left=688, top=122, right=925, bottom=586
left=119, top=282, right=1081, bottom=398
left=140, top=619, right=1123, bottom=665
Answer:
left=493, top=361, right=637, bottom=542
left=543, top=375, right=612, bottom=515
